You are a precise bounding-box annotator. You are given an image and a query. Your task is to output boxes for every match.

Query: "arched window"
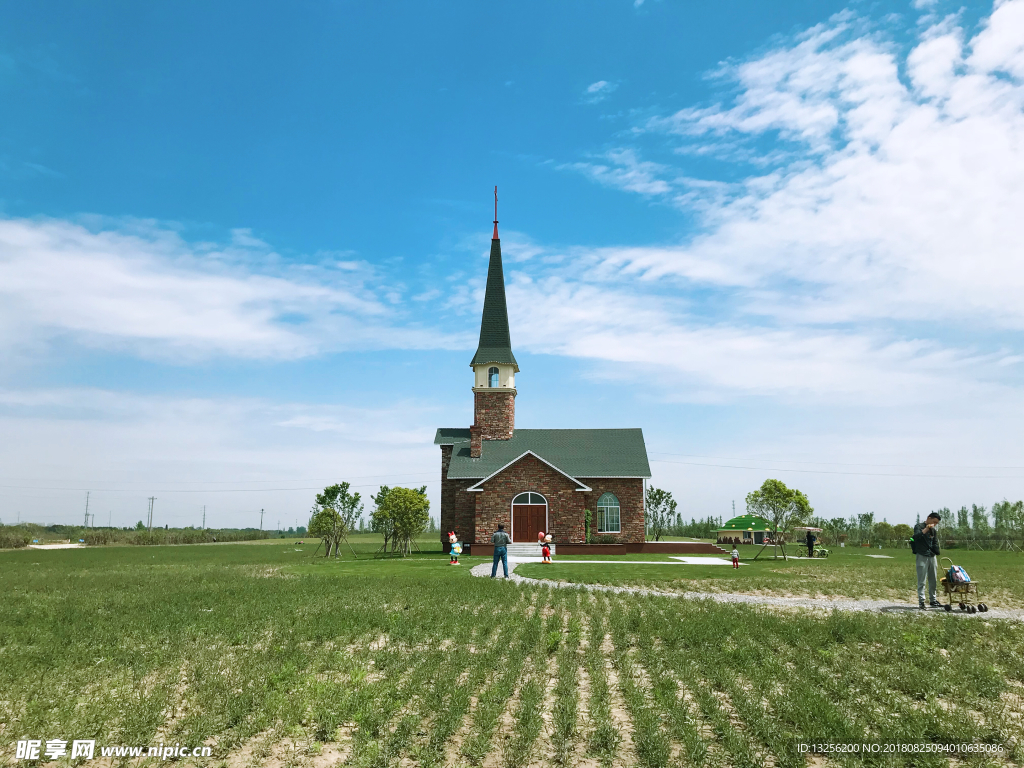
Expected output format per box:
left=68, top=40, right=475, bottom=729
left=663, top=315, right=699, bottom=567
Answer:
left=488, top=367, right=499, bottom=387
left=513, top=492, right=547, bottom=505
left=596, top=492, right=620, bottom=533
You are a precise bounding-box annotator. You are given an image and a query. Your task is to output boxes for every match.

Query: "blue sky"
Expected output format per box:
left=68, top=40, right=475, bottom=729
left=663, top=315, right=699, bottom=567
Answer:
left=2, top=0, right=1023, bottom=529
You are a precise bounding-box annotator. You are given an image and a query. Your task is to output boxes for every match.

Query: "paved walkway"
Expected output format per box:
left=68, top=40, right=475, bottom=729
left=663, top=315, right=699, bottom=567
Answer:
left=470, top=557, right=1024, bottom=620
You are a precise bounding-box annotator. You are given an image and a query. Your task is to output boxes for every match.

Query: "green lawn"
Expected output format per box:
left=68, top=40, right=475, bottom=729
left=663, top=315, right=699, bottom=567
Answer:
left=519, top=549, right=1024, bottom=608
left=1, top=542, right=1022, bottom=768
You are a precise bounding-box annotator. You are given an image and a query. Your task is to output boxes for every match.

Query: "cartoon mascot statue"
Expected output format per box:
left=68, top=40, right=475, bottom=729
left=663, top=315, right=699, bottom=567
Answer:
left=448, top=531, right=462, bottom=565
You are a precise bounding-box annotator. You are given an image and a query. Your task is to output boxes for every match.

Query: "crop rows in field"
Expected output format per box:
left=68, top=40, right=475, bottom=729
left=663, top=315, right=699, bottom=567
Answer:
left=3, top=547, right=1024, bottom=768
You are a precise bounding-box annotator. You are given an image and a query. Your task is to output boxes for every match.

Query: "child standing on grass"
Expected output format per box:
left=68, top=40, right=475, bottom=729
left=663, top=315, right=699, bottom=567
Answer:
left=731, top=546, right=740, bottom=569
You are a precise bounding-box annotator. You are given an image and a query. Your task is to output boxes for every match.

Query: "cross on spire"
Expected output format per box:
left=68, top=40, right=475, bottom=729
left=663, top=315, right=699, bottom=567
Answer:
left=492, top=185, right=499, bottom=240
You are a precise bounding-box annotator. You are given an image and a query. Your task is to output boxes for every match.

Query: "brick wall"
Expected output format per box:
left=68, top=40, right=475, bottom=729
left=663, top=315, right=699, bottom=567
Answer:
left=579, top=478, right=646, bottom=544
left=473, top=453, right=587, bottom=544
left=473, top=390, right=515, bottom=440
left=439, top=444, right=476, bottom=545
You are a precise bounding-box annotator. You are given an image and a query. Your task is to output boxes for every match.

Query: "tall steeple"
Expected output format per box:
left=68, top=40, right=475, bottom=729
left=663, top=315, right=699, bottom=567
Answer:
left=471, top=186, right=519, bottom=371
left=469, top=187, right=517, bottom=448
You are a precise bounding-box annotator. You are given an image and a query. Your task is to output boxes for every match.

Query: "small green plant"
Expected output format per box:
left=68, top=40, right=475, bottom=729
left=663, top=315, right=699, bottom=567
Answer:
left=546, top=629, right=561, bottom=654
left=583, top=509, right=592, bottom=543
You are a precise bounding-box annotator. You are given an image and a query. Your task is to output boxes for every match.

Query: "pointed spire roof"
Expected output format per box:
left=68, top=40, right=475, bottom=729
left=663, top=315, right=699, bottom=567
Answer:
left=471, top=189, right=519, bottom=371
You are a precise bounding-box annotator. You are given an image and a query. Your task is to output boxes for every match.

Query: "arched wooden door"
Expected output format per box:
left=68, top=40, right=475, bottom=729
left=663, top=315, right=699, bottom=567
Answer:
left=511, top=492, right=548, bottom=542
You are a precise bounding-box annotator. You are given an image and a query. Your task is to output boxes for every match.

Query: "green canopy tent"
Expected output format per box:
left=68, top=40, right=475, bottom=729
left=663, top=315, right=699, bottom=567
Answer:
left=716, top=514, right=773, bottom=546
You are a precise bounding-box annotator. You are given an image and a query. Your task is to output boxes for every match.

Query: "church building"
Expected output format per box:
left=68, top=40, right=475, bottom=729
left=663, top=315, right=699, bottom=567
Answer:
left=435, top=204, right=652, bottom=549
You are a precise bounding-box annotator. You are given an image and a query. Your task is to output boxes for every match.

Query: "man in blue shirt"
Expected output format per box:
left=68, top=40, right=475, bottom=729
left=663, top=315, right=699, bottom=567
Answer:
left=491, top=524, right=511, bottom=579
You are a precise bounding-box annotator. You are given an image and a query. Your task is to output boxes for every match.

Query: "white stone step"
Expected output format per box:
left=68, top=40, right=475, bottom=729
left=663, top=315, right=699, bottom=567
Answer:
left=504, top=542, right=555, bottom=556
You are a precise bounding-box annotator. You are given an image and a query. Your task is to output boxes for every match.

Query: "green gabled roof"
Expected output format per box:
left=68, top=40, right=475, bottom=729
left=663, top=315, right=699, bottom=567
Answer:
left=719, top=514, right=771, bottom=531
left=434, top=428, right=472, bottom=445
left=443, top=428, right=651, bottom=481
left=470, top=238, right=519, bottom=370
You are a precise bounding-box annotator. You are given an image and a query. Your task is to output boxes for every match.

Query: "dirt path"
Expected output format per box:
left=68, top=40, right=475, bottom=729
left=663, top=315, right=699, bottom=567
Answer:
left=469, top=561, right=1024, bottom=621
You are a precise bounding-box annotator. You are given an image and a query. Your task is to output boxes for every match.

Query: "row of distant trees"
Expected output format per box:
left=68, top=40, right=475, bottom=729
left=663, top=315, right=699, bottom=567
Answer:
left=644, top=482, right=1024, bottom=550
left=0, top=522, right=270, bottom=549
left=805, top=501, right=1024, bottom=549
left=307, top=482, right=431, bottom=557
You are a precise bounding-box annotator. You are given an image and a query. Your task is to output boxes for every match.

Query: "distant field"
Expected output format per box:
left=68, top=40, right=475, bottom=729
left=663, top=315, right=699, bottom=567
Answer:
left=520, top=549, right=1024, bottom=608
left=2, top=542, right=1023, bottom=767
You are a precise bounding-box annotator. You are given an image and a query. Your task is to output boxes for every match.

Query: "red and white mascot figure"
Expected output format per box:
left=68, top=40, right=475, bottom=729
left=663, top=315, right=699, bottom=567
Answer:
left=448, top=531, right=462, bottom=565
left=541, top=533, right=553, bottom=564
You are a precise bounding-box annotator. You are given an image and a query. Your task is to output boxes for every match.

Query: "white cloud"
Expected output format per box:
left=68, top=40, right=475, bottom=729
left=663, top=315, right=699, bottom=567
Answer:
left=0, top=217, right=463, bottom=362
left=560, top=148, right=672, bottom=195
left=581, top=79, right=619, bottom=104
left=0, top=386, right=441, bottom=527
left=512, top=0, right=1024, bottom=416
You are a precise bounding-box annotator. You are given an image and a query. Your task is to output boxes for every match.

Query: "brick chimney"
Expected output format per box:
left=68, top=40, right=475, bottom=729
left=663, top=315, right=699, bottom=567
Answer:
left=470, top=425, right=482, bottom=458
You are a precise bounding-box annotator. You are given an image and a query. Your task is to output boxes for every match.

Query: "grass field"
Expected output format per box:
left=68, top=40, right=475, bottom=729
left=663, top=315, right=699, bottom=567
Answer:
left=2, top=540, right=1023, bottom=768
left=518, top=549, right=1024, bottom=608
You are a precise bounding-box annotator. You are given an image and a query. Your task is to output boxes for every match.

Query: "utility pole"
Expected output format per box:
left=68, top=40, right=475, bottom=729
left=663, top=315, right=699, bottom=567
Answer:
left=84, top=491, right=91, bottom=527
left=108, top=511, right=112, bottom=528
left=732, top=500, right=735, bottom=516
left=147, top=497, right=156, bottom=531
left=202, top=505, right=206, bottom=530
left=260, top=508, right=264, bottom=531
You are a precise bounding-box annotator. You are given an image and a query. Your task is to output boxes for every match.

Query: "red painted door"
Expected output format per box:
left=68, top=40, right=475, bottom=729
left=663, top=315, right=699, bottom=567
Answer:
left=512, top=505, right=547, bottom=542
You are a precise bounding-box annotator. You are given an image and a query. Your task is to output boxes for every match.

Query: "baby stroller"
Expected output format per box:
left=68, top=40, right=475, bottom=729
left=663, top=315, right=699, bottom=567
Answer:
left=938, top=557, right=988, bottom=613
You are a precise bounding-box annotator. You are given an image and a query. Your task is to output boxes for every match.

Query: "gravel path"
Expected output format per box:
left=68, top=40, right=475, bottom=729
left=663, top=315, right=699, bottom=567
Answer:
left=470, top=560, right=1024, bottom=620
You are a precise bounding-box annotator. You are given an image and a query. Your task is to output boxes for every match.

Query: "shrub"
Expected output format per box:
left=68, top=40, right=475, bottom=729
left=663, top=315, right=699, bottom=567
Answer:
left=0, top=530, right=30, bottom=549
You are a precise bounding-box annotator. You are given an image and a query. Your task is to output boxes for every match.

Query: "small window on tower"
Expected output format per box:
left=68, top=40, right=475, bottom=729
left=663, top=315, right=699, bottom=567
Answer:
left=488, top=367, right=499, bottom=387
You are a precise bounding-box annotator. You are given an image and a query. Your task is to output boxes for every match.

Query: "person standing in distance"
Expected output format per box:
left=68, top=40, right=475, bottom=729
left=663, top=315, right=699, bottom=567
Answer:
left=913, top=512, right=943, bottom=609
left=491, top=523, right=511, bottom=579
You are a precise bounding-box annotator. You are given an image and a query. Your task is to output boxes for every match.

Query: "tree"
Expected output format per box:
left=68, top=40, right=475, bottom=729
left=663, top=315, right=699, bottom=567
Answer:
left=645, top=487, right=677, bottom=542
left=372, top=485, right=430, bottom=556
left=308, top=506, right=342, bottom=558
left=956, top=505, right=971, bottom=537
left=1006, top=500, right=1024, bottom=547
left=872, top=521, right=895, bottom=546
left=135, top=520, right=145, bottom=530
left=823, top=517, right=848, bottom=546
left=893, top=523, right=913, bottom=543
left=308, top=482, right=363, bottom=558
left=972, top=504, right=990, bottom=537
left=745, top=479, right=812, bottom=560
left=856, top=512, right=875, bottom=544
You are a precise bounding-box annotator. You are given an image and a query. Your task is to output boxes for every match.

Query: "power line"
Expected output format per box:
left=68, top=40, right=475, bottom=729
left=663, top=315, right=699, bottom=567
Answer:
left=650, top=451, right=1024, bottom=471
left=0, top=479, right=440, bottom=493
left=650, top=458, right=1024, bottom=480
left=0, top=473, right=436, bottom=483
